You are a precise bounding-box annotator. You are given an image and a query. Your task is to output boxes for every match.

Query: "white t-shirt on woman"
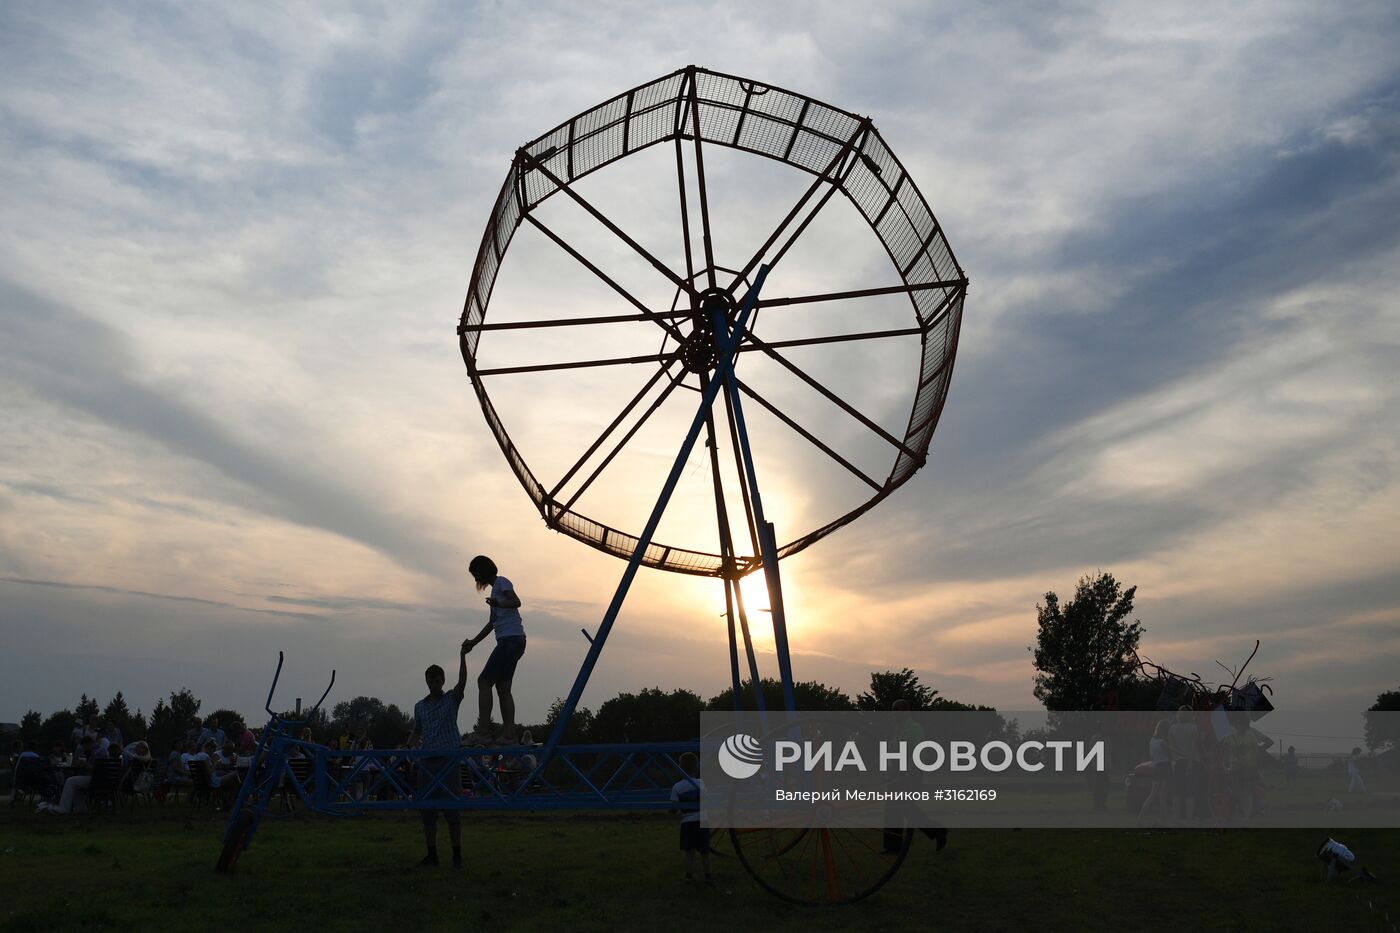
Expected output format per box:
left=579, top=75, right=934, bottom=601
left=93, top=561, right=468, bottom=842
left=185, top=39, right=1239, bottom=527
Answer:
left=490, top=576, right=525, bottom=639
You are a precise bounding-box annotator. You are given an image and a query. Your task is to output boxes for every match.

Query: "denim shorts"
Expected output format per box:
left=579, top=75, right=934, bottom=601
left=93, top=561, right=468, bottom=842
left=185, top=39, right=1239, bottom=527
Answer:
left=480, top=635, right=526, bottom=684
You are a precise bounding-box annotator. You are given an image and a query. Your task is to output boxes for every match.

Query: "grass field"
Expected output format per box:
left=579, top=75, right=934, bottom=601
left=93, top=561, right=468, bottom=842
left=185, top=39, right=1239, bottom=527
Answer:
left=3, top=801, right=1398, bottom=933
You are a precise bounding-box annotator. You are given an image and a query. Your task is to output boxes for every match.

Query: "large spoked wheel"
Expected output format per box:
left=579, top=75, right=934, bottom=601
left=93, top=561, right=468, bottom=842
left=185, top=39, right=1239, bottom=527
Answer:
left=730, top=826, right=913, bottom=905
left=458, top=65, right=967, bottom=579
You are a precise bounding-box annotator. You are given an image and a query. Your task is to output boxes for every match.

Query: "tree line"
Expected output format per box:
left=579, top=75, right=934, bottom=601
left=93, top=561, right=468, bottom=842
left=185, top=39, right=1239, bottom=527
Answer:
left=17, top=571, right=1396, bottom=754
left=15, top=668, right=994, bottom=754
left=18, top=688, right=253, bottom=755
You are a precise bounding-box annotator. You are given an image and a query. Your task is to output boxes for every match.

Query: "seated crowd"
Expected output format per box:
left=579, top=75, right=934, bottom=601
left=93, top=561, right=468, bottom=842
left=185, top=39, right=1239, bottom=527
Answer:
left=8, top=716, right=541, bottom=815
left=9, top=714, right=262, bottom=815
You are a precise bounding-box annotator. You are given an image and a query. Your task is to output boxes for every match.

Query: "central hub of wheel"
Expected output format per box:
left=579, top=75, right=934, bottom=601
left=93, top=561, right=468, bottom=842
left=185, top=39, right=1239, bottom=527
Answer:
left=680, top=287, right=735, bottom=374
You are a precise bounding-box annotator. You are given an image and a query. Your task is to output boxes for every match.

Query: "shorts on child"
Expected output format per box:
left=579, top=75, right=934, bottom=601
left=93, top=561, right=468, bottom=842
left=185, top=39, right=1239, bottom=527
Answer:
left=480, top=636, right=527, bottom=684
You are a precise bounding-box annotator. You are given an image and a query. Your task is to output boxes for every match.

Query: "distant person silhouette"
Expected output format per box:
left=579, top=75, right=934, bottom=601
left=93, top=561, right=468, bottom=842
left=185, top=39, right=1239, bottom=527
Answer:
left=1347, top=747, right=1367, bottom=794
left=1168, top=706, right=1200, bottom=821
left=1222, top=712, right=1271, bottom=822
left=1137, top=719, right=1172, bottom=826
left=670, top=752, right=711, bottom=882
left=884, top=699, right=948, bottom=852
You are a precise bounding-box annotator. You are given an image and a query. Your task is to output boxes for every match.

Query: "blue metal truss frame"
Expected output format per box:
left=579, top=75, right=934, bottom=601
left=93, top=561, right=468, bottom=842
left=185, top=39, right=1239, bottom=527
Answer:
left=223, top=266, right=793, bottom=864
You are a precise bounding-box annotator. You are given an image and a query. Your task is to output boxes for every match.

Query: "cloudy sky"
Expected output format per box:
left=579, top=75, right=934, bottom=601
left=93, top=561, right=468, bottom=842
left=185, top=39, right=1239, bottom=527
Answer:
left=3, top=1, right=1398, bottom=730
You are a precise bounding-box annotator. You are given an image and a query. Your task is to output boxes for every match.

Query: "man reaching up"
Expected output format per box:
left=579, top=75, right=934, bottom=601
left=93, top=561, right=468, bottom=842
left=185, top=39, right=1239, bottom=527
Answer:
left=408, top=640, right=469, bottom=868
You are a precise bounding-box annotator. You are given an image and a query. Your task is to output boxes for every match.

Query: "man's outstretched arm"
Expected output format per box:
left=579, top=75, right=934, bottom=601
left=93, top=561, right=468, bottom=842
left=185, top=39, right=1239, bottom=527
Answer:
left=455, top=639, right=470, bottom=696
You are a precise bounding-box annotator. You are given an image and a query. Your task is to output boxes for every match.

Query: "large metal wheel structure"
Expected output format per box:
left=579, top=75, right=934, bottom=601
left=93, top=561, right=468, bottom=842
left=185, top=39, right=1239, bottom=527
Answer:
left=452, top=65, right=967, bottom=905
left=458, top=65, right=966, bottom=581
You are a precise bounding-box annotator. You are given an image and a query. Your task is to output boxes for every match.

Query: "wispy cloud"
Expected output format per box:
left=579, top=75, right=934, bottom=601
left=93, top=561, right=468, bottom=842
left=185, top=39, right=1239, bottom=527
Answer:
left=0, top=280, right=457, bottom=578
left=0, top=575, right=322, bottom=622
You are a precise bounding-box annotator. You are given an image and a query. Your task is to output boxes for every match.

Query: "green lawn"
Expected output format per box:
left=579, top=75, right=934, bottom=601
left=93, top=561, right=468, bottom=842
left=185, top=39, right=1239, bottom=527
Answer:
left=2, top=803, right=1396, bottom=932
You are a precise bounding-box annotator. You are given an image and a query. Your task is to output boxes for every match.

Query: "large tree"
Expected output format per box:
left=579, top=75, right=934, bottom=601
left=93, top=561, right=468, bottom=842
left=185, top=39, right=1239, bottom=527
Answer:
left=39, top=709, right=78, bottom=747
left=539, top=697, right=595, bottom=744
left=167, top=688, right=202, bottom=728
left=146, top=688, right=203, bottom=754
left=75, top=693, right=99, bottom=724
left=333, top=696, right=387, bottom=733
left=330, top=696, right=412, bottom=748
left=1366, top=688, right=1400, bottom=752
left=856, top=669, right=939, bottom=711
left=591, top=688, right=704, bottom=743
left=206, top=708, right=247, bottom=732
left=1030, top=572, right=1144, bottom=711
left=146, top=699, right=179, bottom=754
left=103, top=692, right=147, bottom=742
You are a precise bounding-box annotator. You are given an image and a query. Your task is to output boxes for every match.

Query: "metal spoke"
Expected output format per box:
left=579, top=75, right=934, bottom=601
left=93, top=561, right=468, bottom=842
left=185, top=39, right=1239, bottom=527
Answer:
left=518, top=148, right=696, bottom=297
left=475, top=353, right=671, bottom=378
left=735, top=326, right=923, bottom=353
left=460, top=310, right=681, bottom=333
left=749, top=178, right=844, bottom=287
left=735, top=379, right=882, bottom=491
left=741, top=331, right=923, bottom=464
left=557, top=366, right=689, bottom=514
left=549, top=356, right=683, bottom=502
left=675, top=135, right=697, bottom=294
left=755, top=278, right=966, bottom=310
left=457, top=279, right=965, bottom=334
left=725, top=121, right=869, bottom=294
left=685, top=69, right=717, bottom=290
left=525, top=214, right=685, bottom=343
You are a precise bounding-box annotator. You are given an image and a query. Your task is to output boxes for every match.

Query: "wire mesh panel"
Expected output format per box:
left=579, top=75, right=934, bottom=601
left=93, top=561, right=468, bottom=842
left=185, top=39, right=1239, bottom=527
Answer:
left=458, top=66, right=967, bottom=577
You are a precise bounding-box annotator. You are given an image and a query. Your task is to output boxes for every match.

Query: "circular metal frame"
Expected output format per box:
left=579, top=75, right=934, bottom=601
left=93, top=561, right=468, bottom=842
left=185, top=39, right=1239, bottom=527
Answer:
left=730, top=826, right=913, bottom=905
left=458, top=65, right=967, bottom=578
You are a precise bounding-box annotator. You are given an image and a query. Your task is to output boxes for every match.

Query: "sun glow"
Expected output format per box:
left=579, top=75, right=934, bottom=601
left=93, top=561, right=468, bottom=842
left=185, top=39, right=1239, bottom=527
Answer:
left=737, top=571, right=773, bottom=616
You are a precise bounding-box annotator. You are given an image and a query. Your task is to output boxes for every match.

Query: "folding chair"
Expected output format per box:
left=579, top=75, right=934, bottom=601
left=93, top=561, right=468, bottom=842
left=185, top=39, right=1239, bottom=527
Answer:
left=187, top=759, right=213, bottom=808
left=87, top=758, right=123, bottom=814
left=9, top=757, right=46, bottom=808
